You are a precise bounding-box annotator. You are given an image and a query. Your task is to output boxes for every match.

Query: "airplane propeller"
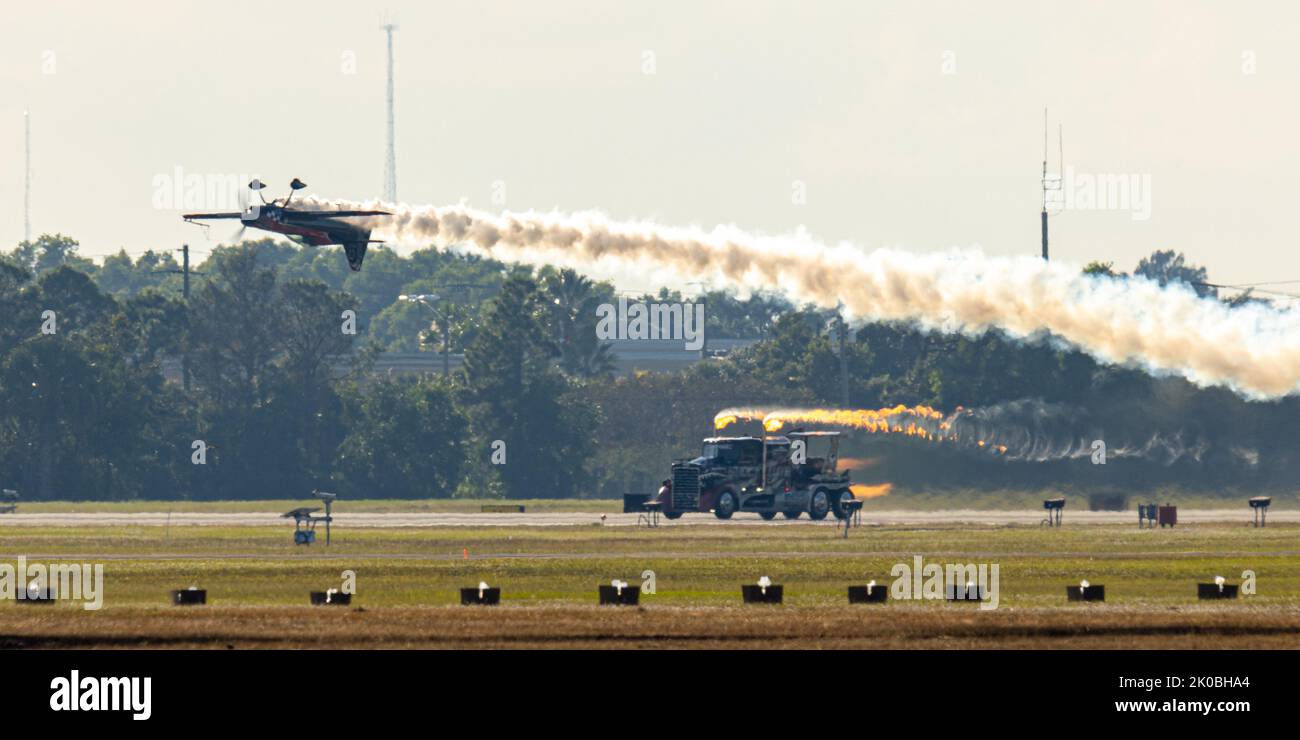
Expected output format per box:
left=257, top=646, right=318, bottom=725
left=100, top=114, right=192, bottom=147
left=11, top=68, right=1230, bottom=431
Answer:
left=231, top=186, right=259, bottom=242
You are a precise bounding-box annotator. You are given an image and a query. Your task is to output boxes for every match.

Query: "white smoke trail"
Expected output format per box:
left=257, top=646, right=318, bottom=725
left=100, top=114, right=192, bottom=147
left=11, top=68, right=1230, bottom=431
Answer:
left=940, top=400, right=1209, bottom=465
left=310, top=197, right=1300, bottom=399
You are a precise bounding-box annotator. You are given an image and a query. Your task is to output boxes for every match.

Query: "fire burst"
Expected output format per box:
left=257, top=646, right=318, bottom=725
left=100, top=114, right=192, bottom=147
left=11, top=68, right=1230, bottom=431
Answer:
left=850, top=483, right=893, bottom=499
left=713, top=406, right=1009, bottom=455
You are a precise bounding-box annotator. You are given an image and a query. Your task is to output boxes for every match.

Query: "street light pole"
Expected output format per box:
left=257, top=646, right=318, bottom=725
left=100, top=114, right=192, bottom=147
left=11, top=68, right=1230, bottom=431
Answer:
left=441, top=319, right=450, bottom=378
left=399, top=294, right=450, bottom=379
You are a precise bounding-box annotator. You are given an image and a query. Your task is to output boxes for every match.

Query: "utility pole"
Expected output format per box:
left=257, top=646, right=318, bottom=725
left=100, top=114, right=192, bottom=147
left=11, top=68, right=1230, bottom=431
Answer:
left=836, top=312, right=850, bottom=407
left=155, top=245, right=201, bottom=297
left=154, top=245, right=203, bottom=391
left=179, top=245, right=192, bottom=391
left=181, top=244, right=191, bottom=299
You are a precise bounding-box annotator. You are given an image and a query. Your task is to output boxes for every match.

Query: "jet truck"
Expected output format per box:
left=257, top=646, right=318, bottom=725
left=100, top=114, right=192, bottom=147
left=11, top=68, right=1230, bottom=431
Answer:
left=658, top=431, right=855, bottom=520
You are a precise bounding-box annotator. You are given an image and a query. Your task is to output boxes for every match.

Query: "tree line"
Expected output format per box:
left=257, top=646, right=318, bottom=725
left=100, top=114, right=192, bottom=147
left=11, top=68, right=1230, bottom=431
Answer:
left=2, top=236, right=1293, bottom=501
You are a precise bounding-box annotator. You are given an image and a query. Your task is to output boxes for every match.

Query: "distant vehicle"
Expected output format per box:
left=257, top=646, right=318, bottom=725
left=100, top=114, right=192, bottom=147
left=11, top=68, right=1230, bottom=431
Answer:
left=657, top=431, right=854, bottom=520
left=183, top=178, right=390, bottom=271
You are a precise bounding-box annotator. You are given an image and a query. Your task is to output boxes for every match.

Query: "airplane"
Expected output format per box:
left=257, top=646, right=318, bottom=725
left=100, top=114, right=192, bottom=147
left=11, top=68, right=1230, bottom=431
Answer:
left=182, top=178, right=390, bottom=271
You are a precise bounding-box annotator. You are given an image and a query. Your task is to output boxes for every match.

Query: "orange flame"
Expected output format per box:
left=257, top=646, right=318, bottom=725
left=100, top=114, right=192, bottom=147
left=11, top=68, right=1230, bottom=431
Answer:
left=850, top=483, right=892, bottom=499
left=711, top=406, right=1009, bottom=457
left=715, top=406, right=944, bottom=434
left=744, top=405, right=946, bottom=435
left=837, top=456, right=880, bottom=470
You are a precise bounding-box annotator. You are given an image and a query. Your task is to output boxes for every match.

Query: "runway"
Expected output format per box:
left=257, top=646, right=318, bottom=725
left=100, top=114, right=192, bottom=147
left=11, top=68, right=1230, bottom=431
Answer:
left=0, top=509, right=1291, bottom=527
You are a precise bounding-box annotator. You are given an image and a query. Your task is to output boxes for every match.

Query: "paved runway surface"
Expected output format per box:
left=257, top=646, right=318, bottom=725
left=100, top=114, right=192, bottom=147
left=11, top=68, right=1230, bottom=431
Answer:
left=0, top=509, right=1292, bottom=527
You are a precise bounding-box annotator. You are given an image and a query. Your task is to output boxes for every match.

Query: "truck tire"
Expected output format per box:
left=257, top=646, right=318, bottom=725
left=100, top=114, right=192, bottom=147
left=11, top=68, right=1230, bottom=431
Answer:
left=714, top=490, right=737, bottom=520
left=759, top=511, right=777, bottom=521
left=808, top=489, right=830, bottom=520
left=781, top=510, right=803, bottom=520
left=663, top=511, right=683, bottom=520
left=830, top=490, right=856, bottom=520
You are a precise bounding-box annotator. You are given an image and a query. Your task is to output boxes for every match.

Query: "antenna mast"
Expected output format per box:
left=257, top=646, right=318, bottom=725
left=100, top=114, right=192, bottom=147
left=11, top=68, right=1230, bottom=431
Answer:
left=1040, top=109, right=1063, bottom=260
left=382, top=22, right=398, bottom=203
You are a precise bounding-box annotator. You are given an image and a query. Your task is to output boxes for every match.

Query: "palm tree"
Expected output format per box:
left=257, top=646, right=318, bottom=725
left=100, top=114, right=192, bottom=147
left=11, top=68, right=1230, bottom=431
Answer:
left=540, top=269, right=617, bottom=378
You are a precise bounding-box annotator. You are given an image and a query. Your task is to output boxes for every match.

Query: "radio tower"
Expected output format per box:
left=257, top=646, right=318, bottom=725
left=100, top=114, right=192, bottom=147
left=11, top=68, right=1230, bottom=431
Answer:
left=382, top=22, right=398, bottom=203
left=24, top=110, right=31, bottom=242
left=1040, top=108, right=1062, bottom=261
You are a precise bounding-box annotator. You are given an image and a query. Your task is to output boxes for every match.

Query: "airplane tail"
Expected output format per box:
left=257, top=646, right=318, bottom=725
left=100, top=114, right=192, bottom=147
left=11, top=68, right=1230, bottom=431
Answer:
left=343, top=241, right=368, bottom=271
left=343, top=229, right=387, bottom=271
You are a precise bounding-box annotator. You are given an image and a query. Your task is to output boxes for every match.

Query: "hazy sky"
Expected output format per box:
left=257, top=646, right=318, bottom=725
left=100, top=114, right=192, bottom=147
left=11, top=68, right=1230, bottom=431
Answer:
left=4, top=1, right=1298, bottom=293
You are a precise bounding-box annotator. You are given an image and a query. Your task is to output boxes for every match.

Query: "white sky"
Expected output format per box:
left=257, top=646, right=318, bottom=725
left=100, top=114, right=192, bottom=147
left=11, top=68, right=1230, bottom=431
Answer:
left=3, top=1, right=1298, bottom=292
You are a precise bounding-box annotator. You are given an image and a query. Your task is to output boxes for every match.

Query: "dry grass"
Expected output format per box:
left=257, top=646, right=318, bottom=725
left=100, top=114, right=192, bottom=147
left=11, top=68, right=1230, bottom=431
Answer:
left=4, top=604, right=1300, bottom=649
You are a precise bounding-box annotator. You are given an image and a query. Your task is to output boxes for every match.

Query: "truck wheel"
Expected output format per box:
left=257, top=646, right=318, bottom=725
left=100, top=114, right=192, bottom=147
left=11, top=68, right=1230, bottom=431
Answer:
left=830, top=490, right=856, bottom=520
left=714, top=491, right=737, bottom=520
left=663, top=511, right=683, bottom=520
left=808, top=489, right=830, bottom=520
left=759, top=511, right=777, bottom=521
left=781, top=511, right=803, bottom=520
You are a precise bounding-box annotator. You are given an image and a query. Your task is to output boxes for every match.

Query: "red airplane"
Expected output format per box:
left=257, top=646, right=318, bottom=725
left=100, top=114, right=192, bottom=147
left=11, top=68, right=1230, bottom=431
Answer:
left=183, top=178, right=390, bottom=271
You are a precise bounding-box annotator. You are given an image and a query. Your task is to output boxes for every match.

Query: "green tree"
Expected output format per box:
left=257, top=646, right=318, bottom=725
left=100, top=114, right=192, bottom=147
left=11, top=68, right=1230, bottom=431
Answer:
left=1082, top=260, right=1120, bottom=277
left=459, top=276, right=598, bottom=498
left=95, top=249, right=181, bottom=297
left=185, top=247, right=360, bottom=498
left=335, top=378, right=467, bottom=498
left=541, top=268, right=616, bottom=378
left=1135, top=250, right=1215, bottom=298
left=0, top=271, right=186, bottom=501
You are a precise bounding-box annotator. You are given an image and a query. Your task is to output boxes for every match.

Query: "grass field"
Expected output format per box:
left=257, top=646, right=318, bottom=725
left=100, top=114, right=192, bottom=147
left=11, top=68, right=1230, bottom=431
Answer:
left=15, top=491, right=1300, bottom=512
left=3, top=518, right=1300, bottom=648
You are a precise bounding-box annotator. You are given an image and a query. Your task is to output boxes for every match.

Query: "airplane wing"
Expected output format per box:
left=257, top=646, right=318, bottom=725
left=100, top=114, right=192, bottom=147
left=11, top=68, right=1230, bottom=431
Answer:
left=182, top=212, right=246, bottom=220
left=288, top=210, right=390, bottom=219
